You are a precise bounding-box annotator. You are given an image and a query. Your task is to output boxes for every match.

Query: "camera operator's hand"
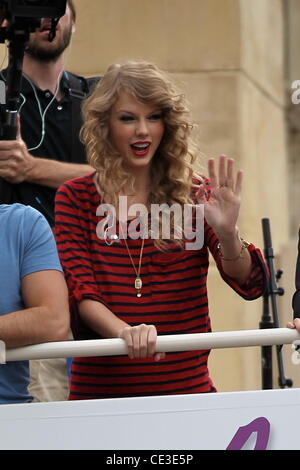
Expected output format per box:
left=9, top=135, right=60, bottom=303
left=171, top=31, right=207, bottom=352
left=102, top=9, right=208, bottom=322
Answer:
left=0, top=118, right=35, bottom=184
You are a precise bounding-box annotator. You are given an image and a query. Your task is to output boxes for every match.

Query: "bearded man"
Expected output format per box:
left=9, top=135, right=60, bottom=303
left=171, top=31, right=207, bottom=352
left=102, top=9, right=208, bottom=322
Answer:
left=0, top=0, right=96, bottom=224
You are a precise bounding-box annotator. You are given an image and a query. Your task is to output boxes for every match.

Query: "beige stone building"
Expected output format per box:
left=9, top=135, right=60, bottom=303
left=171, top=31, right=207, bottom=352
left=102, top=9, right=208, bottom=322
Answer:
left=1, top=0, right=300, bottom=392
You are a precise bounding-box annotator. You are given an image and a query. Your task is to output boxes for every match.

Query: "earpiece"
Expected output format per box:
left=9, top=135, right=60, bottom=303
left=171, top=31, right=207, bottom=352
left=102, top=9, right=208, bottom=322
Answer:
left=104, top=228, right=120, bottom=246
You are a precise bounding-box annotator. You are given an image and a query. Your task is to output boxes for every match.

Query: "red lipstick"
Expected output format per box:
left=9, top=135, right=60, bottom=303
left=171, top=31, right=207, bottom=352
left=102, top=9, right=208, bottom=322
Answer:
left=130, top=141, right=151, bottom=157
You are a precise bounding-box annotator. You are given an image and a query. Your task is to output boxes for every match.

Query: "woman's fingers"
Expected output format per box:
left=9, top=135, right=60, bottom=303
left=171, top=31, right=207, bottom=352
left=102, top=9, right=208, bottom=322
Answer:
left=208, top=155, right=242, bottom=195
left=120, top=324, right=162, bottom=360
left=147, top=325, right=157, bottom=357
left=235, top=169, right=243, bottom=196
left=226, top=158, right=235, bottom=190
left=139, top=324, right=151, bottom=358
left=218, top=155, right=227, bottom=187
left=154, top=352, right=166, bottom=362
left=131, top=325, right=142, bottom=358
left=120, top=326, right=134, bottom=359
left=208, top=158, right=217, bottom=188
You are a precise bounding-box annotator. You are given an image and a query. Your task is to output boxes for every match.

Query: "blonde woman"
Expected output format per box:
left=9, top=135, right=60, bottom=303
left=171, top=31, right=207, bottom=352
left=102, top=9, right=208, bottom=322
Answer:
left=55, top=61, right=268, bottom=400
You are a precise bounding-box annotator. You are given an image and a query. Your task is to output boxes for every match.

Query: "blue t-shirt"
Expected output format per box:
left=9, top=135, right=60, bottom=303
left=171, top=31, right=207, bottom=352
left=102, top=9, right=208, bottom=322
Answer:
left=0, top=204, right=62, bottom=404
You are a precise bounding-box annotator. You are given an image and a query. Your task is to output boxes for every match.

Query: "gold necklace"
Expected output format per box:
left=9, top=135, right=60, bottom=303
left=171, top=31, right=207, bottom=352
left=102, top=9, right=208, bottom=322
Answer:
left=119, top=224, right=145, bottom=298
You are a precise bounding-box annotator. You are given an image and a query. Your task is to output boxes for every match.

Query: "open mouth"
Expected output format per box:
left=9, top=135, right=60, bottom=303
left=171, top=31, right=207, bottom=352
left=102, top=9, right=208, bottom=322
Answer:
left=130, top=143, right=151, bottom=151
left=130, top=142, right=151, bottom=157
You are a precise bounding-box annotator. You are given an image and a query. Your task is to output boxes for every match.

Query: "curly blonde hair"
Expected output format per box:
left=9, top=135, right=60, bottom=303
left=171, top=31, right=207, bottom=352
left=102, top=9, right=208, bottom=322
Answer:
left=81, top=61, right=200, bottom=247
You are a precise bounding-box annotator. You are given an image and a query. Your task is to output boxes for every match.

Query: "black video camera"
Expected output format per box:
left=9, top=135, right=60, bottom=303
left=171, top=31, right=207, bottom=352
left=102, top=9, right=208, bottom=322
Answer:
left=0, top=0, right=66, bottom=22
left=0, top=1, right=67, bottom=41
left=0, top=0, right=67, bottom=140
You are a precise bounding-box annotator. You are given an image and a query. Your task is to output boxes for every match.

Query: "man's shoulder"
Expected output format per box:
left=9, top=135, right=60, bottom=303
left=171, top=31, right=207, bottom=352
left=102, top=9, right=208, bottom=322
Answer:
left=0, top=204, right=49, bottom=244
left=0, top=203, right=40, bottom=221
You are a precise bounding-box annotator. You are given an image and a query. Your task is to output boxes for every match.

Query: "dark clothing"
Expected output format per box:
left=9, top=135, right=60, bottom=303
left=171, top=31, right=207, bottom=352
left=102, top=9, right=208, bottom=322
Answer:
left=0, top=70, right=99, bottom=224
left=293, top=229, right=300, bottom=318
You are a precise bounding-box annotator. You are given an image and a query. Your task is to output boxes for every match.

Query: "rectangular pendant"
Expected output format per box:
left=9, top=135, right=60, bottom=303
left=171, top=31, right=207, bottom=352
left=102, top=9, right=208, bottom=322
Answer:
left=135, top=277, right=142, bottom=290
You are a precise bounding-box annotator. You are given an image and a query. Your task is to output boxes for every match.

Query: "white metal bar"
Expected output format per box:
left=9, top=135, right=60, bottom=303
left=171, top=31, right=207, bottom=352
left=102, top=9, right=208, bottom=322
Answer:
left=5, top=328, right=300, bottom=362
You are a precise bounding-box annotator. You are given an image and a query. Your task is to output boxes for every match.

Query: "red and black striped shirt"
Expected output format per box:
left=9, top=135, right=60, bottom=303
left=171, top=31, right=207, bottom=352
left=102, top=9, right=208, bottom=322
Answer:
left=54, top=173, right=268, bottom=400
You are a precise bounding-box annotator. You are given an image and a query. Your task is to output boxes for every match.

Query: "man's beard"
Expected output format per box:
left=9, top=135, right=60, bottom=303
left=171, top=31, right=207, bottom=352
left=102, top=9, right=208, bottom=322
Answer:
left=25, top=25, right=72, bottom=62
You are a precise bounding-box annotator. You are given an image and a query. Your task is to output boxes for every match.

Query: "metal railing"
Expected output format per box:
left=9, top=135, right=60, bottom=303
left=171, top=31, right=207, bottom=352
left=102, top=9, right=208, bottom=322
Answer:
left=3, top=327, right=300, bottom=362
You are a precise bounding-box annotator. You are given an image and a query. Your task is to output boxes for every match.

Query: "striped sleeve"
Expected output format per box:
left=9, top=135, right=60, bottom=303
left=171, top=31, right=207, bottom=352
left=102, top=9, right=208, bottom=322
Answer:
left=205, top=222, right=268, bottom=300
left=195, top=175, right=269, bottom=300
left=54, top=183, right=109, bottom=334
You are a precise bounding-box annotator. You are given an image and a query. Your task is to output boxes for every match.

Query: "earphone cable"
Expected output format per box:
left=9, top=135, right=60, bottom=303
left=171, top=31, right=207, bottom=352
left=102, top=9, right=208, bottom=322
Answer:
left=23, top=69, right=63, bottom=151
left=0, top=44, right=63, bottom=150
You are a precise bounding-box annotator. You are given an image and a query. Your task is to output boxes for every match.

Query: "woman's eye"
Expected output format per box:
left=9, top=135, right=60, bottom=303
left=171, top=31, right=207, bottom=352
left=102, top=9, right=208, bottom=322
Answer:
left=119, top=115, right=134, bottom=122
left=149, top=113, right=162, bottom=121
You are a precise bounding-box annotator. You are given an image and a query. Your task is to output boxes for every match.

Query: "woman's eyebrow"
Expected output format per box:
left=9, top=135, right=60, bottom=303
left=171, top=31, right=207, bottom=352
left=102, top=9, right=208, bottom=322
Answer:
left=117, top=109, right=134, bottom=113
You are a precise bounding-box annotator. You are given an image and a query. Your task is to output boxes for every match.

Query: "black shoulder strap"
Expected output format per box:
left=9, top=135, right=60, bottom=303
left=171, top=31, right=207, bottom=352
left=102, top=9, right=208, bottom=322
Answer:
left=64, top=71, right=100, bottom=98
left=63, top=71, right=100, bottom=164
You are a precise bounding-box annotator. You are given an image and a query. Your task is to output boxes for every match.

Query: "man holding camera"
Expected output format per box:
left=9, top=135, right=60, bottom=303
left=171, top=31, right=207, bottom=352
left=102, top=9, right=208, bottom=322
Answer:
left=0, top=0, right=98, bottom=402
left=0, top=0, right=95, bottom=224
